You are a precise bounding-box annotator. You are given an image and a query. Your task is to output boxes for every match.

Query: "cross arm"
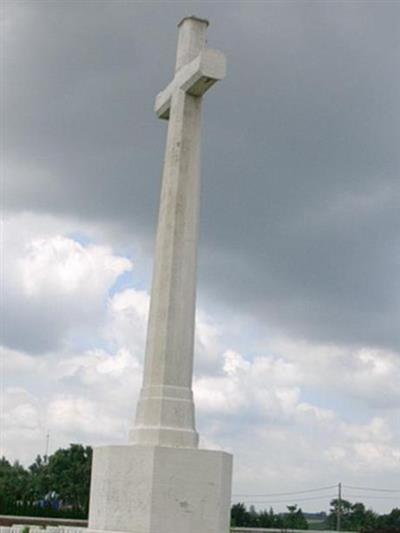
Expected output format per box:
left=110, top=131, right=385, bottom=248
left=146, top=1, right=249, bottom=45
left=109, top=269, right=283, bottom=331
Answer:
left=154, top=48, right=226, bottom=120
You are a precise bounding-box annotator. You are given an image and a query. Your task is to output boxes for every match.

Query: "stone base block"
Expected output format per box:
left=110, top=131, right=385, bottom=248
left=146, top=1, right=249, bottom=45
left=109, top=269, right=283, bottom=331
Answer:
left=88, top=444, right=233, bottom=533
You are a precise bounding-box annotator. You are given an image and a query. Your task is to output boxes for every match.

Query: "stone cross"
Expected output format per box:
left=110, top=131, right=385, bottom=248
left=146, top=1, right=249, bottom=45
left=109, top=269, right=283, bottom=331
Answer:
left=88, top=18, right=231, bottom=533
left=130, top=16, right=226, bottom=448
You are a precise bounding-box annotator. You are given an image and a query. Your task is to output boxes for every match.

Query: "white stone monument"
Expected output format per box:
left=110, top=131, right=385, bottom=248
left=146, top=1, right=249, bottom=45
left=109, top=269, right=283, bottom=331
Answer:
left=88, top=16, right=232, bottom=533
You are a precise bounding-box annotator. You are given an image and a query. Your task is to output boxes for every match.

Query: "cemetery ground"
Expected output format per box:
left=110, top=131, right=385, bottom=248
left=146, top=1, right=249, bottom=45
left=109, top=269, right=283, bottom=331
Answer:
left=1, top=445, right=399, bottom=532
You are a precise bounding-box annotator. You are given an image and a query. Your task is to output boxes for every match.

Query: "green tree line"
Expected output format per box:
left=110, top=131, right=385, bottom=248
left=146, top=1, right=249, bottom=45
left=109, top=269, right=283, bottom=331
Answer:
left=231, top=502, right=309, bottom=529
left=0, top=445, right=92, bottom=518
left=328, top=499, right=400, bottom=532
left=231, top=501, right=400, bottom=531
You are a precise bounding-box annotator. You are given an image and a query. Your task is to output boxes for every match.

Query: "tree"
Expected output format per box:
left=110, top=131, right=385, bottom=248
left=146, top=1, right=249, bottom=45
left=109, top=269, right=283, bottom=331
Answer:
left=47, top=444, right=92, bottom=513
left=350, top=502, right=377, bottom=531
left=258, top=508, right=273, bottom=528
left=383, top=508, right=400, bottom=528
left=284, top=504, right=309, bottom=530
left=231, top=502, right=306, bottom=529
left=28, top=455, right=51, bottom=503
left=363, top=508, right=400, bottom=532
left=231, top=502, right=251, bottom=527
left=0, top=457, right=17, bottom=509
left=327, top=498, right=354, bottom=530
left=249, top=504, right=258, bottom=524
left=327, top=498, right=381, bottom=531
left=0, top=445, right=92, bottom=517
left=0, top=457, right=30, bottom=512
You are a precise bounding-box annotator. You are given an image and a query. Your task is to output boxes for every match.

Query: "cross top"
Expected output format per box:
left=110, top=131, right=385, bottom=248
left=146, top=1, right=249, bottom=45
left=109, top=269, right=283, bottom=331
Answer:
left=155, top=16, right=226, bottom=119
left=178, top=15, right=209, bottom=27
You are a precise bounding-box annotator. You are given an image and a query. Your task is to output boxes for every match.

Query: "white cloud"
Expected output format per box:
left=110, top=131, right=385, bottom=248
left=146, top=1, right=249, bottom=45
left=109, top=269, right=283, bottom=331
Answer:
left=47, top=396, right=124, bottom=438
left=194, top=309, right=224, bottom=375
left=3, top=345, right=46, bottom=373
left=105, top=288, right=149, bottom=357
left=195, top=350, right=302, bottom=421
left=20, top=235, right=130, bottom=296
left=2, top=388, right=41, bottom=431
left=2, top=214, right=400, bottom=513
left=192, top=340, right=400, bottom=511
left=2, top=319, right=400, bottom=511
left=324, top=417, right=400, bottom=472
left=0, top=387, right=44, bottom=463
left=2, top=213, right=132, bottom=352
left=267, top=338, right=400, bottom=409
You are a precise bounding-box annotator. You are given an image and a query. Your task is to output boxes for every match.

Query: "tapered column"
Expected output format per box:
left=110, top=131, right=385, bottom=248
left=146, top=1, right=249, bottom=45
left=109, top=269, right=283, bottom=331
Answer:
left=130, top=18, right=209, bottom=448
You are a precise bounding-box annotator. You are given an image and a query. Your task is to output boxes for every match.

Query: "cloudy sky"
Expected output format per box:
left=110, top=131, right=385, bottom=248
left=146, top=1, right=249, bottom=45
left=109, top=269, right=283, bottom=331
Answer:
left=2, top=0, right=400, bottom=514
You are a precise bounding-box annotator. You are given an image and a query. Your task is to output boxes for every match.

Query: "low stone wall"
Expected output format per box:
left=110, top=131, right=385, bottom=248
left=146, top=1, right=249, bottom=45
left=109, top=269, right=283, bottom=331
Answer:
left=0, top=518, right=88, bottom=528
left=0, top=524, right=86, bottom=533
left=232, top=529, right=353, bottom=533
left=0, top=519, right=353, bottom=533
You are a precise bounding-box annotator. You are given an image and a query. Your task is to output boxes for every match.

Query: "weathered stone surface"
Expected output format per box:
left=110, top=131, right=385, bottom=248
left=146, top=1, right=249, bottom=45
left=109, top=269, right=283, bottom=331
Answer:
left=88, top=445, right=232, bottom=533
left=130, top=15, right=226, bottom=450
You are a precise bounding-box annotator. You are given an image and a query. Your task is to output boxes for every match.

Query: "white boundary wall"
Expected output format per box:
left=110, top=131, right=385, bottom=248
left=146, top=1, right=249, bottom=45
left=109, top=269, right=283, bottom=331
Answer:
left=1, top=527, right=355, bottom=533
left=232, top=529, right=354, bottom=533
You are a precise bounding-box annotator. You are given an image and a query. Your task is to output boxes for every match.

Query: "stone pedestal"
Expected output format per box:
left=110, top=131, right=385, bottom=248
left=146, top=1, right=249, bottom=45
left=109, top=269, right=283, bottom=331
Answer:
left=88, top=444, right=232, bottom=533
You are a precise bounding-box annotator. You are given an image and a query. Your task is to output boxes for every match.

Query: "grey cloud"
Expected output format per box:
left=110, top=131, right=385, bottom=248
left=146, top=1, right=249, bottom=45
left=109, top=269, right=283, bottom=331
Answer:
left=4, top=1, right=400, bottom=351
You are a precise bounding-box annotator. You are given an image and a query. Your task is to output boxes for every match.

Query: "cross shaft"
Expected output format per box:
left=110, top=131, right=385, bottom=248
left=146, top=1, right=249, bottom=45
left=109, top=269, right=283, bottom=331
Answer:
left=130, top=16, right=226, bottom=448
